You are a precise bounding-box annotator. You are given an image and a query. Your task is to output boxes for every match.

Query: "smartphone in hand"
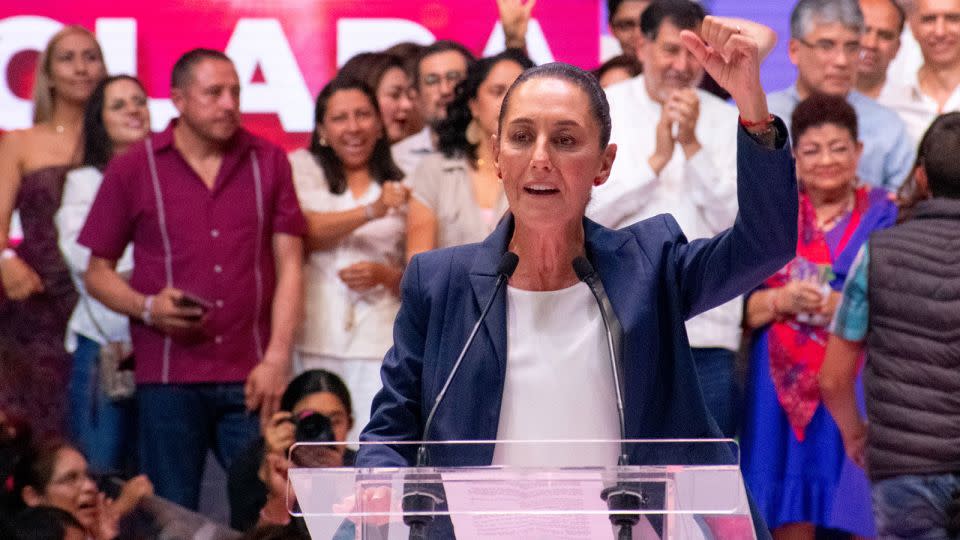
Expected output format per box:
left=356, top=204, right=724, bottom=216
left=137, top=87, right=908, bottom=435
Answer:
left=174, top=292, right=213, bottom=320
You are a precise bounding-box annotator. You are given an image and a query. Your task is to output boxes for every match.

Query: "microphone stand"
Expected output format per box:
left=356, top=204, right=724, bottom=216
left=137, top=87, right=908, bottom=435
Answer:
left=402, top=252, right=519, bottom=539
left=573, top=256, right=646, bottom=540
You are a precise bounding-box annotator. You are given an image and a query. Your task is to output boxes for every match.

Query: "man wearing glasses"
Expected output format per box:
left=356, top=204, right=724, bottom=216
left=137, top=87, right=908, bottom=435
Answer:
left=607, top=0, right=651, bottom=57
left=770, top=0, right=914, bottom=189
left=392, top=41, right=476, bottom=177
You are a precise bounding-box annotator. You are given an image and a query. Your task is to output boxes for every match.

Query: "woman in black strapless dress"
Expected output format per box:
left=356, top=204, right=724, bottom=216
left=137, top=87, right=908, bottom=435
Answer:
left=0, top=26, right=105, bottom=437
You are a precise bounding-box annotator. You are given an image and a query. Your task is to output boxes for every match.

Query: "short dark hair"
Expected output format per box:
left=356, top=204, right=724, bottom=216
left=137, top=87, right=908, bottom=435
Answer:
left=339, top=52, right=408, bottom=95
left=171, top=48, right=232, bottom=89
left=498, top=62, right=612, bottom=149
left=79, top=75, right=147, bottom=170
left=790, top=93, right=859, bottom=146
left=413, top=40, right=476, bottom=89
left=0, top=506, right=83, bottom=540
left=307, top=77, right=404, bottom=195
left=640, top=0, right=707, bottom=41
left=383, top=42, right=425, bottom=80
left=885, top=0, right=907, bottom=34
left=593, top=54, right=643, bottom=81
left=917, top=112, right=960, bottom=199
left=281, top=369, right=353, bottom=417
left=437, top=49, right=534, bottom=162
left=607, top=0, right=645, bottom=22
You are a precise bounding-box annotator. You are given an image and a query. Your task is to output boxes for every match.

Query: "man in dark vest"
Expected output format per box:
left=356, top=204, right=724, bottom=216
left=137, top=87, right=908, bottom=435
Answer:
left=820, top=112, right=960, bottom=539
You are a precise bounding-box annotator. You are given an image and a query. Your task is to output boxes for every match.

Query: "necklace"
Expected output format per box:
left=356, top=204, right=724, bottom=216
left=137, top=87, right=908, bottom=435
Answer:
left=816, top=193, right=855, bottom=231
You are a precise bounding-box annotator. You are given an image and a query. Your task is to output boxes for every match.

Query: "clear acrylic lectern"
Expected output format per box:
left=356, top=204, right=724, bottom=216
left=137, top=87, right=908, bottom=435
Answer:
left=285, top=439, right=756, bottom=540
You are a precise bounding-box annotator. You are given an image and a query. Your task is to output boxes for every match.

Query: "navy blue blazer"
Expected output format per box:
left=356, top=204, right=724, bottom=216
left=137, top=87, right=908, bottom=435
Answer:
left=358, top=124, right=796, bottom=473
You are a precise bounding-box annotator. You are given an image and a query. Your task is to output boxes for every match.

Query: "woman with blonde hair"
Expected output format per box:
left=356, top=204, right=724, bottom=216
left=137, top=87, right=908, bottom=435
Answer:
left=0, top=25, right=106, bottom=437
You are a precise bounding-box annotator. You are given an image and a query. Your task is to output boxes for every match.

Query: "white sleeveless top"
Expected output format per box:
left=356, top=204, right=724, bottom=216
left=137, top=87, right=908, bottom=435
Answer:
left=492, top=283, right=621, bottom=467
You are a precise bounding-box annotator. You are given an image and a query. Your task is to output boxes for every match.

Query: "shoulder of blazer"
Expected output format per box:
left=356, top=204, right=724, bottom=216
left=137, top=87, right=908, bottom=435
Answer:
left=619, top=213, right=686, bottom=257
left=408, top=242, right=482, bottom=292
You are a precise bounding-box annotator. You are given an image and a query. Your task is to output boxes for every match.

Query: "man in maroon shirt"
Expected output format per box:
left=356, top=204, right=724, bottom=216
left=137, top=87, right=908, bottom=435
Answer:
left=79, top=49, right=305, bottom=509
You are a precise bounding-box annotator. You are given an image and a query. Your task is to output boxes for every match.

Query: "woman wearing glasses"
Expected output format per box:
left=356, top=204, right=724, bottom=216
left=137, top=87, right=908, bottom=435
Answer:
left=740, top=95, right=898, bottom=540
left=10, top=439, right=152, bottom=540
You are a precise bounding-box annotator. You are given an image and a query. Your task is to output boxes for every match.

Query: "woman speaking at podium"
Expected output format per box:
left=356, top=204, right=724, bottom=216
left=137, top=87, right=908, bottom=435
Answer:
left=356, top=16, right=795, bottom=536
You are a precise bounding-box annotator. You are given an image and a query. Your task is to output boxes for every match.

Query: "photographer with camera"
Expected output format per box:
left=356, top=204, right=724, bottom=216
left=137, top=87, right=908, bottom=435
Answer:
left=228, top=370, right=354, bottom=532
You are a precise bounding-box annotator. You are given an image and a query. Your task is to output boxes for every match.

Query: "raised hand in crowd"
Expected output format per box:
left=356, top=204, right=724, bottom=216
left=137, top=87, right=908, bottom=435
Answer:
left=89, top=474, right=154, bottom=540
left=0, top=254, right=44, bottom=300
left=680, top=16, right=768, bottom=125
left=496, top=0, right=537, bottom=50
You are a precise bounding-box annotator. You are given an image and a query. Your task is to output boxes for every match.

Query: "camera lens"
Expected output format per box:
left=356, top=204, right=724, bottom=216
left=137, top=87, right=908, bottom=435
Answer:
left=294, top=411, right=335, bottom=443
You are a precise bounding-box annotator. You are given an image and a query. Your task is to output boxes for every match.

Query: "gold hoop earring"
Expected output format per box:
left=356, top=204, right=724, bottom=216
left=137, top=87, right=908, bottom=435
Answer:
left=465, top=119, right=482, bottom=146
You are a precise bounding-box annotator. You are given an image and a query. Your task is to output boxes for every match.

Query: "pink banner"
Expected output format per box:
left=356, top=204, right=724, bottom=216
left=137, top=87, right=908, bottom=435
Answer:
left=1, top=1, right=599, bottom=149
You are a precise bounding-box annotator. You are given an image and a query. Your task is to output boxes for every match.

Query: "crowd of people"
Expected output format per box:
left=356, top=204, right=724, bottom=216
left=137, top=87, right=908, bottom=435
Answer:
left=1, top=0, right=959, bottom=538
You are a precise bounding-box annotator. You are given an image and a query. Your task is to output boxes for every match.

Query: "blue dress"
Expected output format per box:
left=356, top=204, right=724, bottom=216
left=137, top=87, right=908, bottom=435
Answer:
left=741, top=187, right=897, bottom=536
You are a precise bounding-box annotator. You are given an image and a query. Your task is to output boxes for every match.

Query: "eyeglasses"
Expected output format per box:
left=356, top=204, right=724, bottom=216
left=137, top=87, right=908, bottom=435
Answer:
left=421, top=71, right=465, bottom=88
left=49, top=469, right=95, bottom=489
left=611, top=19, right=641, bottom=33
left=796, top=37, right=860, bottom=57
left=796, top=144, right=855, bottom=159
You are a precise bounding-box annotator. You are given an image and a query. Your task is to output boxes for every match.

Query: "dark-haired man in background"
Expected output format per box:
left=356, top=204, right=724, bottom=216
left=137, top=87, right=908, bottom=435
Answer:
left=392, top=41, right=476, bottom=176
left=856, top=0, right=905, bottom=99
left=820, top=112, right=960, bottom=539
left=607, top=0, right=652, bottom=57
left=80, top=48, right=306, bottom=509
left=588, top=0, right=750, bottom=439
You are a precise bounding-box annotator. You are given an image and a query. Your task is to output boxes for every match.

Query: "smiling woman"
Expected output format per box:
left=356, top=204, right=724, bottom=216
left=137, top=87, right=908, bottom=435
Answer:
left=0, top=25, right=106, bottom=439
left=358, top=16, right=800, bottom=539
left=289, top=78, right=408, bottom=441
left=12, top=439, right=152, bottom=540
left=55, top=75, right=151, bottom=476
left=740, top=93, right=898, bottom=539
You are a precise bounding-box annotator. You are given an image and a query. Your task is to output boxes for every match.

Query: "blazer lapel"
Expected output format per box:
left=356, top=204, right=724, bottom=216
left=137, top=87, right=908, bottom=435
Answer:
left=467, top=214, right=514, bottom=385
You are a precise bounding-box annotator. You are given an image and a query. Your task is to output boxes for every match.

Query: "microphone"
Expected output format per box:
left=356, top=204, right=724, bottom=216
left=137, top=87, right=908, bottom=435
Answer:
left=573, top=256, right=644, bottom=540
left=403, top=251, right=519, bottom=539
left=572, top=256, right=628, bottom=463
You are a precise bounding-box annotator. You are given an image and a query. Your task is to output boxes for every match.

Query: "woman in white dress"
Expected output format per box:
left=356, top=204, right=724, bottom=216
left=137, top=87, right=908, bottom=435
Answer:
left=289, top=78, right=409, bottom=439
left=55, top=75, right=150, bottom=474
